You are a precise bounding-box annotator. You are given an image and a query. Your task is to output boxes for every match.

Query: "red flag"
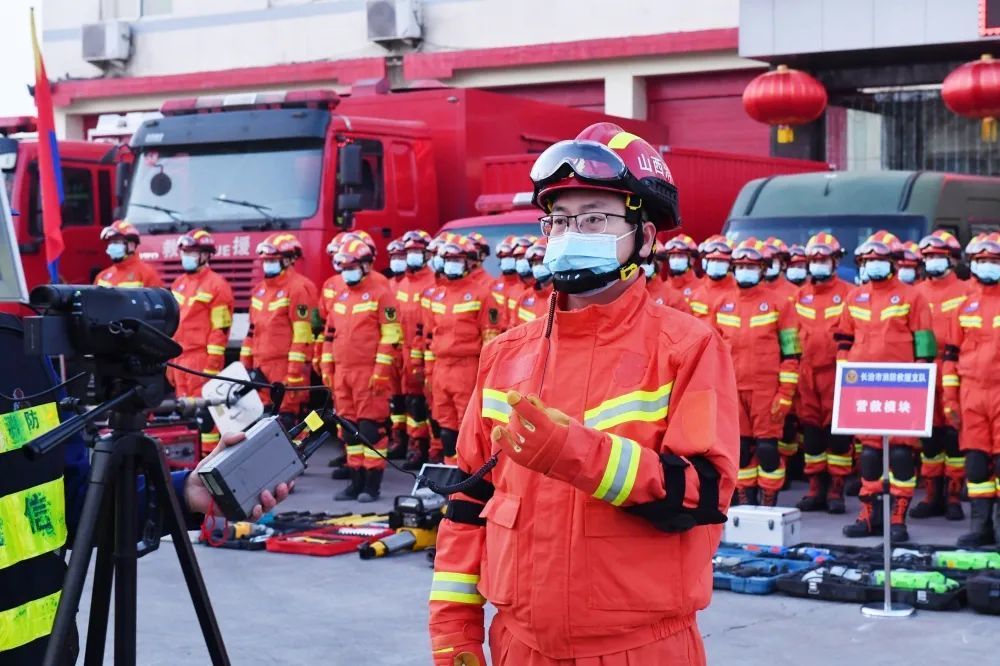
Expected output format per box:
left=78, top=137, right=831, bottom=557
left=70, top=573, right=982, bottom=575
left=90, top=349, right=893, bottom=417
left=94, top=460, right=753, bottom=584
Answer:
left=30, top=8, right=65, bottom=283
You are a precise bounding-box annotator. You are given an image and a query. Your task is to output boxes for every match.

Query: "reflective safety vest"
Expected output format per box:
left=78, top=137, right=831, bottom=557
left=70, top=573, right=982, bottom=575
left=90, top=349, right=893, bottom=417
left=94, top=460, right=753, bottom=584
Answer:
left=0, top=401, right=66, bottom=658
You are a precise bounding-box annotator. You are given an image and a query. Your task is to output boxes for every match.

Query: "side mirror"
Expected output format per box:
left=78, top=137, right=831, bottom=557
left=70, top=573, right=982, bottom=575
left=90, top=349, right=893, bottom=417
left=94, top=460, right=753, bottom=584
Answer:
left=338, top=192, right=363, bottom=213
left=338, top=143, right=364, bottom=188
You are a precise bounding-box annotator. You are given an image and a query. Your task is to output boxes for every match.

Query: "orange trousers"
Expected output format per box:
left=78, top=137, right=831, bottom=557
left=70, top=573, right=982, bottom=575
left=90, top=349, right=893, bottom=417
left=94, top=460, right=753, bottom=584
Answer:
left=334, top=365, right=389, bottom=470
left=488, top=613, right=706, bottom=666
left=431, top=357, right=479, bottom=430
left=737, top=388, right=782, bottom=439
left=167, top=352, right=220, bottom=456
left=257, top=358, right=308, bottom=415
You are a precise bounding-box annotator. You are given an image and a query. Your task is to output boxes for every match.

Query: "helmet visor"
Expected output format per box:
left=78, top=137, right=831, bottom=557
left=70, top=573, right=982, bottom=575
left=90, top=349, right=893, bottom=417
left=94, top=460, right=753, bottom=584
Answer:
left=855, top=240, right=894, bottom=258
left=700, top=240, right=731, bottom=256
left=732, top=246, right=765, bottom=263
left=530, top=140, right=628, bottom=186
left=968, top=238, right=1000, bottom=257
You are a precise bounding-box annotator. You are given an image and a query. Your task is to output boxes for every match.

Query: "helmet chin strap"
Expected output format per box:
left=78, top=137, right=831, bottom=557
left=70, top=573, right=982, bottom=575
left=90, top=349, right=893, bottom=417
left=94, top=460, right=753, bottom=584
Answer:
left=552, top=224, right=644, bottom=294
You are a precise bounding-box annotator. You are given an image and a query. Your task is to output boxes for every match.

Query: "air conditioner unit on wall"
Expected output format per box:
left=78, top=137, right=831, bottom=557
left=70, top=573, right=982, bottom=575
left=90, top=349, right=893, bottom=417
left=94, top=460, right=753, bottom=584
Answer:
left=366, top=0, right=422, bottom=45
left=81, top=21, right=132, bottom=65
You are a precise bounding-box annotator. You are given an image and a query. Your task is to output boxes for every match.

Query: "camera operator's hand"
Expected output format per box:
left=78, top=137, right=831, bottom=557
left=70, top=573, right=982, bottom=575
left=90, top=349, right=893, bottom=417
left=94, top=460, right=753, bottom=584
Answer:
left=184, top=432, right=293, bottom=519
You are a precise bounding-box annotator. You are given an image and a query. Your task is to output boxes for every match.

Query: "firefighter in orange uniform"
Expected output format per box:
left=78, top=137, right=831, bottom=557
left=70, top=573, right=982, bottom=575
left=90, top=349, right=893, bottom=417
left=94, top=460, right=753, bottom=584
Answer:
left=836, top=231, right=936, bottom=542
left=689, top=235, right=735, bottom=318
left=388, top=238, right=408, bottom=284
left=94, top=220, right=164, bottom=288
left=512, top=238, right=554, bottom=325
left=466, top=232, right=495, bottom=290
left=644, top=241, right=688, bottom=312
left=321, top=238, right=401, bottom=502
left=397, top=230, right=439, bottom=470
left=661, top=234, right=701, bottom=305
left=429, top=124, right=737, bottom=666
left=762, top=236, right=797, bottom=302
left=490, top=235, right=523, bottom=316
left=508, top=236, right=537, bottom=320
left=911, top=230, right=975, bottom=520
left=786, top=244, right=808, bottom=287
left=239, top=233, right=317, bottom=420
left=420, top=236, right=503, bottom=466
left=386, top=238, right=410, bottom=456
left=794, top=233, right=854, bottom=513
left=944, top=233, right=1000, bottom=546
left=896, top=241, right=922, bottom=285
left=708, top=238, right=800, bottom=507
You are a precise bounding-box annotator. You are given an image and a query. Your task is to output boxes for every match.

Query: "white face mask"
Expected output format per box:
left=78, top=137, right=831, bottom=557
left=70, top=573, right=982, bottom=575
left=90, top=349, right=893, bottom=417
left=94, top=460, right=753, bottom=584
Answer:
left=705, top=260, right=729, bottom=279
left=864, top=260, right=892, bottom=281
left=809, top=261, right=833, bottom=279
left=443, top=260, right=465, bottom=277
left=897, top=267, right=917, bottom=284
left=342, top=268, right=363, bottom=285
left=765, top=259, right=781, bottom=279
left=406, top=251, right=425, bottom=268
left=390, top=258, right=407, bottom=274
left=499, top=257, right=516, bottom=273
left=515, top=258, right=531, bottom=276
left=263, top=260, right=282, bottom=278
left=734, top=266, right=761, bottom=287
left=668, top=255, right=689, bottom=273
left=971, top=260, right=1000, bottom=284
left=700, top=258, right=708, bottom=273
left=641, top=263, right=655, bottom=278
left=923, top=256, right=949, bottom=277
left=430, top=255, right=445, bottom=273
left=786, top=266, right=807, bottom=283
left=543, top=230, right=634, bottom=275
left=531, top=263, right=551, bottom=281
left=181, top=253, right=200, bottom=273
left=106, top=242, right=127, bottom=261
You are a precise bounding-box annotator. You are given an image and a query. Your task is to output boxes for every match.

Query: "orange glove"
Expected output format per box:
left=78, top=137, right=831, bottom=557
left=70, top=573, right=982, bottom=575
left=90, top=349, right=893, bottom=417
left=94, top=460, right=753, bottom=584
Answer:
left=491, top=391, right=574, bottom=474
left=770, top=395, right=793, bottom=424
left=369, top=373, right=391, bottom=392
left=432, top=644, right=486, bottom=666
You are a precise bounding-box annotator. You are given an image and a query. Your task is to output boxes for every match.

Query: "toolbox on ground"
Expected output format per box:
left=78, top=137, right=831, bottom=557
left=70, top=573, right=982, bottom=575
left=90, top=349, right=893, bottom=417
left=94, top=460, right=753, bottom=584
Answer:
left=723, top=506, right=801, bottom=547
left=266, top=525, right=395, bottom=557
left=713, top=557, right=814, bottom=595
left=967, top=573, right=1000, bottom=614
left=776, top=564, right=967, bottom=611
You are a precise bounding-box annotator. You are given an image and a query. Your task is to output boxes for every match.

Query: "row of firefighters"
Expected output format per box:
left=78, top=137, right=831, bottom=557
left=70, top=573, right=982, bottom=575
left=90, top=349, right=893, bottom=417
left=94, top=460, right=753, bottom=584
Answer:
left=92, top=219, right=1000, bottom=547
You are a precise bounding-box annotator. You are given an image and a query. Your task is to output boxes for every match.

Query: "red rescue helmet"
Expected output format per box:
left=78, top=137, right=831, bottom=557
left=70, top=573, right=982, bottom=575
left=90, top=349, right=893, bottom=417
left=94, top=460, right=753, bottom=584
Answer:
left=525, top=237, right=548, bottom=263
left=855, top=230, right=902, bottom=262
left=918, top=229, right=961, bottom=258
left=511, top=236, right=536, bottom=259
left=805, top=232, right=844, bottom=258
left=731, top=237, right=770, bottom=266
left=101, top=220, right=140, bottom=243
left=326, top=231, right=348, bottom=256
left=495, top=235, right=517, bottom=258
left=341, top=231, right=377, bottom=259
left=700, top=234, right=733, bottom=261
left=257, top=232, right=300, bottom=258
left=177, top=229, right=216, bottom=255
left=334, top=237, right=374, bottom=269
left=531, top=123, right=679, bottom=229
left=663, top=234, right=698, bottom=257
left=387, top=239, right=406, bottom=258
left=466, top=231, right=491, bottom=258
left=439, top=236, right=477, bottom=260
left=967, top=232, right=1000, bottom=259
left=898, top=241, right=922, bottom=267
left=402, top=229, right=432, bottom=251
left=763, top=236, right=789, bottom=261
left=788, top=244, right=807, bottom=266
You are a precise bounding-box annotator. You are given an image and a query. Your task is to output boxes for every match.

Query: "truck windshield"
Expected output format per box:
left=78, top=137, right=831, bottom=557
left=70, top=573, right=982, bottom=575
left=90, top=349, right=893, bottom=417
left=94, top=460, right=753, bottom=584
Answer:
left=125, top=139, right=323, bottom=227
left=724, top=214, right=927, bottom=282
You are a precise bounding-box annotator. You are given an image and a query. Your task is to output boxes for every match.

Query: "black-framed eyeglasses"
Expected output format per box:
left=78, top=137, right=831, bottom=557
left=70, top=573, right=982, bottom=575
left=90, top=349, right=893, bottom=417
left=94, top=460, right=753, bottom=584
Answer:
left=539, top=212, right=627, bottom=237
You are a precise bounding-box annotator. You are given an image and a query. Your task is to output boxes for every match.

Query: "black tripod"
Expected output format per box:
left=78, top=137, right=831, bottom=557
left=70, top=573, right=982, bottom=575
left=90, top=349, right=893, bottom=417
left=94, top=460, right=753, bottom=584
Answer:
left=33, top=387, right=229, bottom=666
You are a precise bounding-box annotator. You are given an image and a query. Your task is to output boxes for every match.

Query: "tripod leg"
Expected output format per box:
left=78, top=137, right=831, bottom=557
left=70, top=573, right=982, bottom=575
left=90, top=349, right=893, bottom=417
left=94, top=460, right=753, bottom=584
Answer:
left=83, top=491, right=115, bottom=666
left=145, top=439, right=231, bottom=665
left=43, top=439, right=116, bottom=666
left=113, top=453, right=138, bottom=666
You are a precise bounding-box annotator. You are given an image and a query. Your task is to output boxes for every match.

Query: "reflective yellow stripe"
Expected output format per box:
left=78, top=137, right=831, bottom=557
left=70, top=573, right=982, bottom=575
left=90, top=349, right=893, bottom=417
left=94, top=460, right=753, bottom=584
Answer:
left=201, top=432, right=221, bottom=443
left=880, top=304, right=910, bottom=320
left=321, top=353, right=334, bottom=363
left=940, top=295, right=967, bottom=312
left=824, top=304, right=844, bottom=319
left=758, top=466, right=786, bottom=481
left=506, top=297, right=518, bottom=311
left=210, top=305, right=232, bottom=329
left=239, top=346, right=252, bottom=357
left=0, top=403, right=61, bottom=453
left=921, top=452, right=946, bottom=465
left=518, top=307, right=536, bottom=322
left=960, top=315, right=983, bottom=328
left=287, top=375, right=305, bottom=384
left=287, top=352, right=308, bottom=363
left=778, top=439, right=799, bottom=455
left=375, top=353, right=394, bottom=366
left=452, top=301, right=482, bottom=314
left=380, top=322, right=402, bottom=345
left=268, top=297, right=290, bottom=311
left=777, top=397, right=793, bottom=407
left=250, top=297, right=264, bottom=311
left=969, top=481, right=996, bottom=498
left=492, top=292, right=506, bottom=306
left=690, top=301, right=708, bottom=315
left=202, top=369, right=219, bottom=376
left=593, top=434, right=642, bottom=506
left=429, top=572, right=485, bottom=605
left=749, top=312, right=779, bottom=327
left=206, top=344, right=226, bottom=356
left=994, top=315, right=1000, bottom=328
left=481, top=388, right=511, bottom=423
left=352, top=302, right=379, bottom=314
left=715, top=312, right=742, bottom=328
left=117, top=281, right=144, bottom=288
left=95, top=279, right=113, bottom=287
left=292, top=321, right=313, bottom=344
left=946, top=456, right=965, bottom=469
left=323, top=288, right=337, bottom=299
left=409, top=349, right=423, bottom=360
left=406, top=416, right=428, bottom=428
left=942, top=374, right=960, bottom=388
left=345, top=444, right=364, bottom=455
left=430, top=302, right=446, bottom=314
left=795, top=303, right=817, bottom=319
left=0, top=477, right=68, bottom=569
left=172, top=291, right=186, bottom=305
left=583, top=383, right=672, bottom=431
left=738, top=467, right=758, bottom=481
left=193, top=291, right=213, bottom=303
left=828, top=453, right=853, bottom=468
left=363, top=442, right=387, bottom=458
left=390, top=414, right=407, bottom=424
left=849, top=306, right=871, bottom=321
left=888, top=473, right=917, bottom=489
left=424, top=350, right=436, bottom=362
left=0, top=591, right=62, bottom=651
left=396, top=290, right=409, bottom=303
left=804, top=452, right=827, bottom=465
left=779, top=371, right=799, bottom=384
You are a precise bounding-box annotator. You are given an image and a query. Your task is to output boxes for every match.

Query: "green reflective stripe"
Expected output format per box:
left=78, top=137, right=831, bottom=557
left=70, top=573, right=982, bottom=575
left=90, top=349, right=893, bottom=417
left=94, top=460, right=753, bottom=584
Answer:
left=921, top=453, right=946, bottom=464
left=804, top=453, right=827, bottom=464
left=0, top=477, right=67, bottom=569
left=429, top=572, right=484, bottom=605
left=778, top=328, right=801, bottom=355
left=968, top=481, right=995, bottom=498
left=593, top=435, right=642, bottom=506
left=828, top=454, right=853, bottom=468
left=584, top=383, right=672, bottom=431
left=0, top=403, right=60, bottom=453
left=0, top=590, right=61, bottom=651
left=946, top=457, right=965, bottom=469
left=758, top=466, right=785, bottom=481
left=888, top=473, right=917, bottom=489
left=481, top=388, right=511, bottom=423
left=913, top=329, right=937, bottom=359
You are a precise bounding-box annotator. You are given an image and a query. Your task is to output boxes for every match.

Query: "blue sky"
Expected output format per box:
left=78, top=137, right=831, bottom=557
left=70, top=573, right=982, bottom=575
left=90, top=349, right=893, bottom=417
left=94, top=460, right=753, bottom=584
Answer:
left=1, top=2, right=42, bottom=117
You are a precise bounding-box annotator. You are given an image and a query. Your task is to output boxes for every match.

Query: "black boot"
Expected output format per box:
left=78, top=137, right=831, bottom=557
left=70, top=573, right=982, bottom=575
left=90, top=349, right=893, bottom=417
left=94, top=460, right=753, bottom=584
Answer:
left=734, top=487, right=759, bottom=506
left=387, top=429, right=408, bottom=460
left=957, top=499, right=996, bottom=547
left=843, top=494, right=881, bottom=537
left=844, top=475, right=861, bottom=497
left=909, top=476, right=945, bottom=519
left=331, top=466, right=351, bottom=480
left=945, top=478, right=965, bottom=521
left=334, top=468, right=364, bottom=501
left=760, top=489, right=779, bottom=507
left=328, top=453, right=347, bottom=468
left=890, top=496, right=911, bottom=543
left=826, top=476, right=846, bottom=514
left=402, top=438, right=429, bottom=471
left=358, top=469, right=383, bottom=503
left=796, top=474, right=828, bottom=512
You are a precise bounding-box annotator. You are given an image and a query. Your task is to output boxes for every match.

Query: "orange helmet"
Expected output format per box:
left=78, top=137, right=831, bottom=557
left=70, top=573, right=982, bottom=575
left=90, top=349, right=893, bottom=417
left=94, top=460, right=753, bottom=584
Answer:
left=257, top=232, right=300, bottom=258
left=525, top=237, right=548, bottom=263
left=663, top=234, right=698, bottom=256
left=788, top=244, right=807, bottom=265
left=732, top=237, right=770, bottom=266
left=334, top=237, right=374, bottom=268
left=326, top=231, right=348, bottom=256
left=511, top=236, right=536, bottom=259
left=439, top=235, right=477, bottom=260
left=855, top=230, right=902, bottom=262
left=101, top=220, right=140, bottom=243
left=402, top=229, right=432, bottom=251
left=899, top=241, right=922, bottom=266
left=177, top=229, right=216, bottom=254
left=763, top=236, right=789, bottom=260
left=919, top=229, right=962, bottom=257
left=342, top=231, right=377, bottom=259
left=466, top=231, right=491, bottom=258
left=531, top=122, right=679, bottom=229
left=495, top=235, right=518, bottom=258
left=967, top=232, right=1000, bottom=259
left=700, top=234, right=733, bottom=261
left=431, top=231, right=460, bottom=255
left=806, top=232, right=844, bottom=258
left=387, top=239, right=406, bottom=257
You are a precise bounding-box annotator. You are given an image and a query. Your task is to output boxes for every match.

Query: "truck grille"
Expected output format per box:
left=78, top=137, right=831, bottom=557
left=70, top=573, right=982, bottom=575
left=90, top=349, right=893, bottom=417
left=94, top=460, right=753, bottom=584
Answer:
left=159, top=257, right=258, bottom=309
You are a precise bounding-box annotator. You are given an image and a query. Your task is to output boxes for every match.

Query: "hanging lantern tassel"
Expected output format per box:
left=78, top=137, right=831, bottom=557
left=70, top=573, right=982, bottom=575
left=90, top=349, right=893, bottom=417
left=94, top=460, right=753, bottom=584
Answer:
left=982, top=116, right=998, bottom=143
left=777, top=125, right=795, bottom=144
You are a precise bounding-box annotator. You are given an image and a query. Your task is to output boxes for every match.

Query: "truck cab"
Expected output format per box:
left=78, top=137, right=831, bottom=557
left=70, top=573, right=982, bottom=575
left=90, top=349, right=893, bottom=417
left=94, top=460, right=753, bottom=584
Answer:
left=724, top=171, right=1000, bottom=282
left=1, top=116, right=116, bottom=288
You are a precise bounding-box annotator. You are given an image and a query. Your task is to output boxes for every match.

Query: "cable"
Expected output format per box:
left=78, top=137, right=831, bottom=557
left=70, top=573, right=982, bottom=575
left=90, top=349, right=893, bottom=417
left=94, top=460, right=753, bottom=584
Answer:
left=164, top=361, right=333, bottom=411
left=0, top=371, right=89, bottom=404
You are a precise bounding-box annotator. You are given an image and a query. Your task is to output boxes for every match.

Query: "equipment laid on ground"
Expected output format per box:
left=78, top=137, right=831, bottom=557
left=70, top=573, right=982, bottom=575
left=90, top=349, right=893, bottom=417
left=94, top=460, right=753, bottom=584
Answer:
left=723, top=506, right=801, bottom=547
left=267, top=524, right=395, bottom=557
left=200, top=521, right=276, bottom=551
left=967, top=573, right=1000, bottom=614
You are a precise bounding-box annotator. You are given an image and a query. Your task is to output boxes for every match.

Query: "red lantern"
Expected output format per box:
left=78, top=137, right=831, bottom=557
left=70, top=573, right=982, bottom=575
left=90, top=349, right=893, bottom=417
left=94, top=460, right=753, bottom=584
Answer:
left=942, top=54, right=1000, bottom=142
left=742, top=65, right=828, bottom=144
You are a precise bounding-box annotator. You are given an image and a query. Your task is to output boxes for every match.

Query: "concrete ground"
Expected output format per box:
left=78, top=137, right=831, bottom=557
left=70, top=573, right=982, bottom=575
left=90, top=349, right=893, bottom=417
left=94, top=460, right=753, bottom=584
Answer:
left=73, top=442, right=997, bottom=665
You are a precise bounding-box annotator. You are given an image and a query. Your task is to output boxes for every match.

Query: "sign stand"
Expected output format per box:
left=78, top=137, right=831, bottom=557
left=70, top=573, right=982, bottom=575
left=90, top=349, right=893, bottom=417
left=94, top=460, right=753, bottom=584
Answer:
left=831, top=361, right=937, bottom=620
left=860, top=434, right=914, bottom=618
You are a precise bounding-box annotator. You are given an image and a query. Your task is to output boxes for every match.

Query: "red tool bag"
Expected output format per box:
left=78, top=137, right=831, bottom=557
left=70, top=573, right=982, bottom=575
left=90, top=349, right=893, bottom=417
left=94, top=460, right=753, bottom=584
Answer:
left=265, top=525, right=395, bottom=557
